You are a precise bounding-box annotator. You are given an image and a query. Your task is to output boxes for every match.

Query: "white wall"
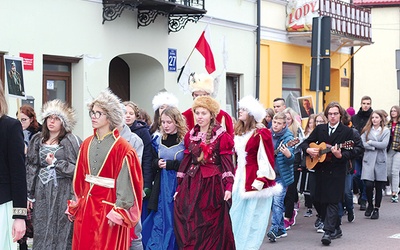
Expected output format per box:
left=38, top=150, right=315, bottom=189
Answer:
left=353, top=7, right=400, bottom=112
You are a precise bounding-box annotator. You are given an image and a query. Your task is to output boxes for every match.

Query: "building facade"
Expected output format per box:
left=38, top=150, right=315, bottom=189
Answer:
left=0, top=0, right=257, bottom=138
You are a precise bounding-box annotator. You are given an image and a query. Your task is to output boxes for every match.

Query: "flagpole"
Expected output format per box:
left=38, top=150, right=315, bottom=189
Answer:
left=177, top=17, right=214, bottom=83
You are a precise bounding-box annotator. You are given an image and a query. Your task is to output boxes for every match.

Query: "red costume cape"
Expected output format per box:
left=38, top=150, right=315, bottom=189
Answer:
left=67, top=129, right=143, bottom=250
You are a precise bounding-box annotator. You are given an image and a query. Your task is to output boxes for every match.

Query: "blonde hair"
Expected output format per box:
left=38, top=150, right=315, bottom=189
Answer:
left=361, top=110, right=387, bottom=140
left=160, top=107, right=187, bottom=142
left=284, top=107, right=301, bottom=137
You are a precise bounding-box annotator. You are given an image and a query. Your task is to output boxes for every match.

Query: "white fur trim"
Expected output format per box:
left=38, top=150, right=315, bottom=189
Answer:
left=238, top=96, right=266, bottom=122
left=42, top=99, right=76, bottom=132
left=189, top=73, right=214, bottom=94
left=239, top=183, right=283, bottom=199
left=152, top=92, right=179, bottom=111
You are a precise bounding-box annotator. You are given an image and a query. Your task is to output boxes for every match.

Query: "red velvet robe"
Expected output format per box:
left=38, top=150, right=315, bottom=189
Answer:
left=67, top=129, right=143, bottom=250
left=182, top=108, right=234, bottom=138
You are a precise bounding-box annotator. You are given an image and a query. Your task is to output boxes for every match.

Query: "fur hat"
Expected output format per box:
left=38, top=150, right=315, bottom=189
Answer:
left=152, top=92, right=179, bottom=112
left=88, top=88, right=124, bottom=130
left=189, top=73, right=214, bottom=94
left=42, top=99, right=76, bottom=132
left=192, top=96, right=220, bottom=117
left=238, top=96, right=266, bottom=122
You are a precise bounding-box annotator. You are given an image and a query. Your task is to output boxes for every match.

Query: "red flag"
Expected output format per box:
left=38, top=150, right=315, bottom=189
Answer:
left=195, top=28, right=216, bottom=74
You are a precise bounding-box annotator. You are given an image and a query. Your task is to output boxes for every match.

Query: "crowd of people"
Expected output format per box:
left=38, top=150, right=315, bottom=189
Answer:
left=1, top=73, right=400, bottom=249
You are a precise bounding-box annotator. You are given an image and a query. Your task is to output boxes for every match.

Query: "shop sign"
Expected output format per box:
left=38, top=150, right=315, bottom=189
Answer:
left=286, top=0, right=319, bottom=32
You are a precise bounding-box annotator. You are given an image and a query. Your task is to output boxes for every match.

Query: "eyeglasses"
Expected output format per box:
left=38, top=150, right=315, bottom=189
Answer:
left=327, top=112, right=340, bottom=116
left=89, top=110, right=106, bottom=119
left=47, top=115, right=61, bottom=122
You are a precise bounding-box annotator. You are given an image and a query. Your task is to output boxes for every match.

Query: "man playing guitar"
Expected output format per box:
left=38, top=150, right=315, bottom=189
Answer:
left=299, top=102, right=355, bottom=246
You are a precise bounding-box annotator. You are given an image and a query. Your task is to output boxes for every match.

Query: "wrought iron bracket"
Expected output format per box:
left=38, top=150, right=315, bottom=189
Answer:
left=168, top=14, right=204, bottom=33
left=103, top=1, right=204, bottom=33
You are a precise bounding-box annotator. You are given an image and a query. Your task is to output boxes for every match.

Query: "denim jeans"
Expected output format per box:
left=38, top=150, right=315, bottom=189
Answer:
left=270, top=178, right=287, bottom=232
left=339, top=173, right=354, bottom=217
left=353, top=158, right=367, bottom=201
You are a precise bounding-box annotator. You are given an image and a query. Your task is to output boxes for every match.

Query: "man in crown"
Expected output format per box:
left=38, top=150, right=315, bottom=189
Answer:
left=182, top=73, right=234, bottom=138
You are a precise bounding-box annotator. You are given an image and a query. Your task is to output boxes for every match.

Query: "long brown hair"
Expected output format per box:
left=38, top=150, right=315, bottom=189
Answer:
left=41, top=117, right=67, bottom=144
left=234, top=113, right=257, bottom=135
left=361, top=110, right=387, bottom=140
left=389, top=105, right=400, bottom=123
left=20, top=105, right=40, bottom=131
left=304, top=114, right=317, bottom=137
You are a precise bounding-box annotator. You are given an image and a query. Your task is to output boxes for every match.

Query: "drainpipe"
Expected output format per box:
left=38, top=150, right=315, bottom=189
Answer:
left=255, top=0, right=261, bottom=99
left=350, top=46, right=354, bottom=107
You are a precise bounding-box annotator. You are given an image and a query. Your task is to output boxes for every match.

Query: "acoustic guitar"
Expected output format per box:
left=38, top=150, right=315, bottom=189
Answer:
left=306, top=140, right=354, bottom=170
left=274, top=137, right=300, bottom=156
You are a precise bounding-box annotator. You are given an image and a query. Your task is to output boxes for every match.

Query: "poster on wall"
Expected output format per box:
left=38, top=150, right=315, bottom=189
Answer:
left=4, top=56, right=26, bottom=99
left=286, top=0, right=319, bottom=32
left=297, top=96, right=315, bottom=119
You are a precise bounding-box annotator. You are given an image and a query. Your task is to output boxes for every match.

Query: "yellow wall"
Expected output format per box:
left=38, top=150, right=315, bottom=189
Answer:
left=260, top=40, right=352, bottom=113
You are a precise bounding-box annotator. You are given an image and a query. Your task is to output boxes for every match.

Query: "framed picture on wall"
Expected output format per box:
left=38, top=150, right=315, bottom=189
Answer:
left=297, top=96, right=315, bottom=119
left=4, top=56, right=26, bottom=99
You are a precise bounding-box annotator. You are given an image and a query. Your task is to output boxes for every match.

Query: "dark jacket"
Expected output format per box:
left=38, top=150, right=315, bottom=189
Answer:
left=299, top=123, right=354, bottom=203
left=129, top=120, right=155, bottom=189
left=352, top=108, right=373, bottom=133
left=0, top=115, right=27, bottom=219
left=273, top=127, right=295, bottom=187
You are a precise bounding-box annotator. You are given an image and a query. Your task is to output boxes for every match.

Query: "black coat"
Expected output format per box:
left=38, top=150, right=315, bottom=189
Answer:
left=0, top=115, right=27, bottom=219
left=299, top=123, right=354, bottom=203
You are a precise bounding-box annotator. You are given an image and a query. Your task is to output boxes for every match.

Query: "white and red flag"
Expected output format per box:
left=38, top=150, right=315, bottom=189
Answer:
left=195, top=27, right=216, bottom=74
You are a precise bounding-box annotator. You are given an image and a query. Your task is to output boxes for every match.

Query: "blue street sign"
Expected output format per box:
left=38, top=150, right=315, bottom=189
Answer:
left=168, top=48, right=177, bottom=72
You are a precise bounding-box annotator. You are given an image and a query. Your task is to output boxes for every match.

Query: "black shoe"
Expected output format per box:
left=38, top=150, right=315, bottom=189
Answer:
left=360, top=200, right=367, bottom=211
left=321, top=232, right=332, bottom=245
left=364, top=204, right=373, bottom=217
left=347, top=210, right=355, bottom=223
left=371, top=208, right=379, bottom=219
left=330, top=228, right=343, bottom=239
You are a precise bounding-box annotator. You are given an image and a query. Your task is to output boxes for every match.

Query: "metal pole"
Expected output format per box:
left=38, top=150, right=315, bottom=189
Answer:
left=255, top=0, right=261, bottom=99
left=315, top=17, right=322, bottom=114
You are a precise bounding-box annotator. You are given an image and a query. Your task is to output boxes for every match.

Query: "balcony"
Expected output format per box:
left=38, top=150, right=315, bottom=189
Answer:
left=102, top=0, right=207, bottom=33
left=287, top=0, right=373, bottom=48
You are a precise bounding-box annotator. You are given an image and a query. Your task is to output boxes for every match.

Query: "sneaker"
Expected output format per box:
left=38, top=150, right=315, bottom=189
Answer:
left=267, top=230, right=277, bottom=242
left=364, top=204, right=373, bottom=217
left=385, top=186, right=391, bottom=196
left=276, top=229, right=287, bottom=238
left=330, top=227, right=343, bottom=239
left=392, top=194, right=398, bottom=203
left=304, top=209, right=313, bottom=217
left=321, top=232, right=331, bottom=245
left=314, top=216, right=322, bottom=228
left=284, top=219, right=291, bottom=230
left=360, top=200, right=367, bottom=211
left=353, top=194, right=358, bottom=204
left=347, top=209, right=355, bottom=223
left=316, top=223, right=324, bottom=233
left=289, top=209, right=298, bottom=226
left=371, top=208, right=379, bottom=219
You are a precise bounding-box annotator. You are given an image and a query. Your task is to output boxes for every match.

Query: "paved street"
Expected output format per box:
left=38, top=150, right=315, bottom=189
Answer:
left=260, top=194, right=400, bottom=249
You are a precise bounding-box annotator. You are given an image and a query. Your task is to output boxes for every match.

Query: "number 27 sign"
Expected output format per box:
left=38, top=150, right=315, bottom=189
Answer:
left=168, top=48, right=177, bottom=72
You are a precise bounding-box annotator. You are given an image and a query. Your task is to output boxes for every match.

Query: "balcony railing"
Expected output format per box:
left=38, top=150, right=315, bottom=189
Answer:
left=319, top=0, right=372, bottom=42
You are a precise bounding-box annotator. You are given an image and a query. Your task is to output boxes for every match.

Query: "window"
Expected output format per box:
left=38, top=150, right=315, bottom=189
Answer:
left=226, top=74, right=240, bottom=120
left=282, top=63, right=302, bottom=100
left=42, top=55, right=81, bottom=105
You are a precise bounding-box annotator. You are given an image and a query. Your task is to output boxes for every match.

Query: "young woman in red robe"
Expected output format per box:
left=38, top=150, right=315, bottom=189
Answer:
left=174, top=96, right=236, bottom=249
